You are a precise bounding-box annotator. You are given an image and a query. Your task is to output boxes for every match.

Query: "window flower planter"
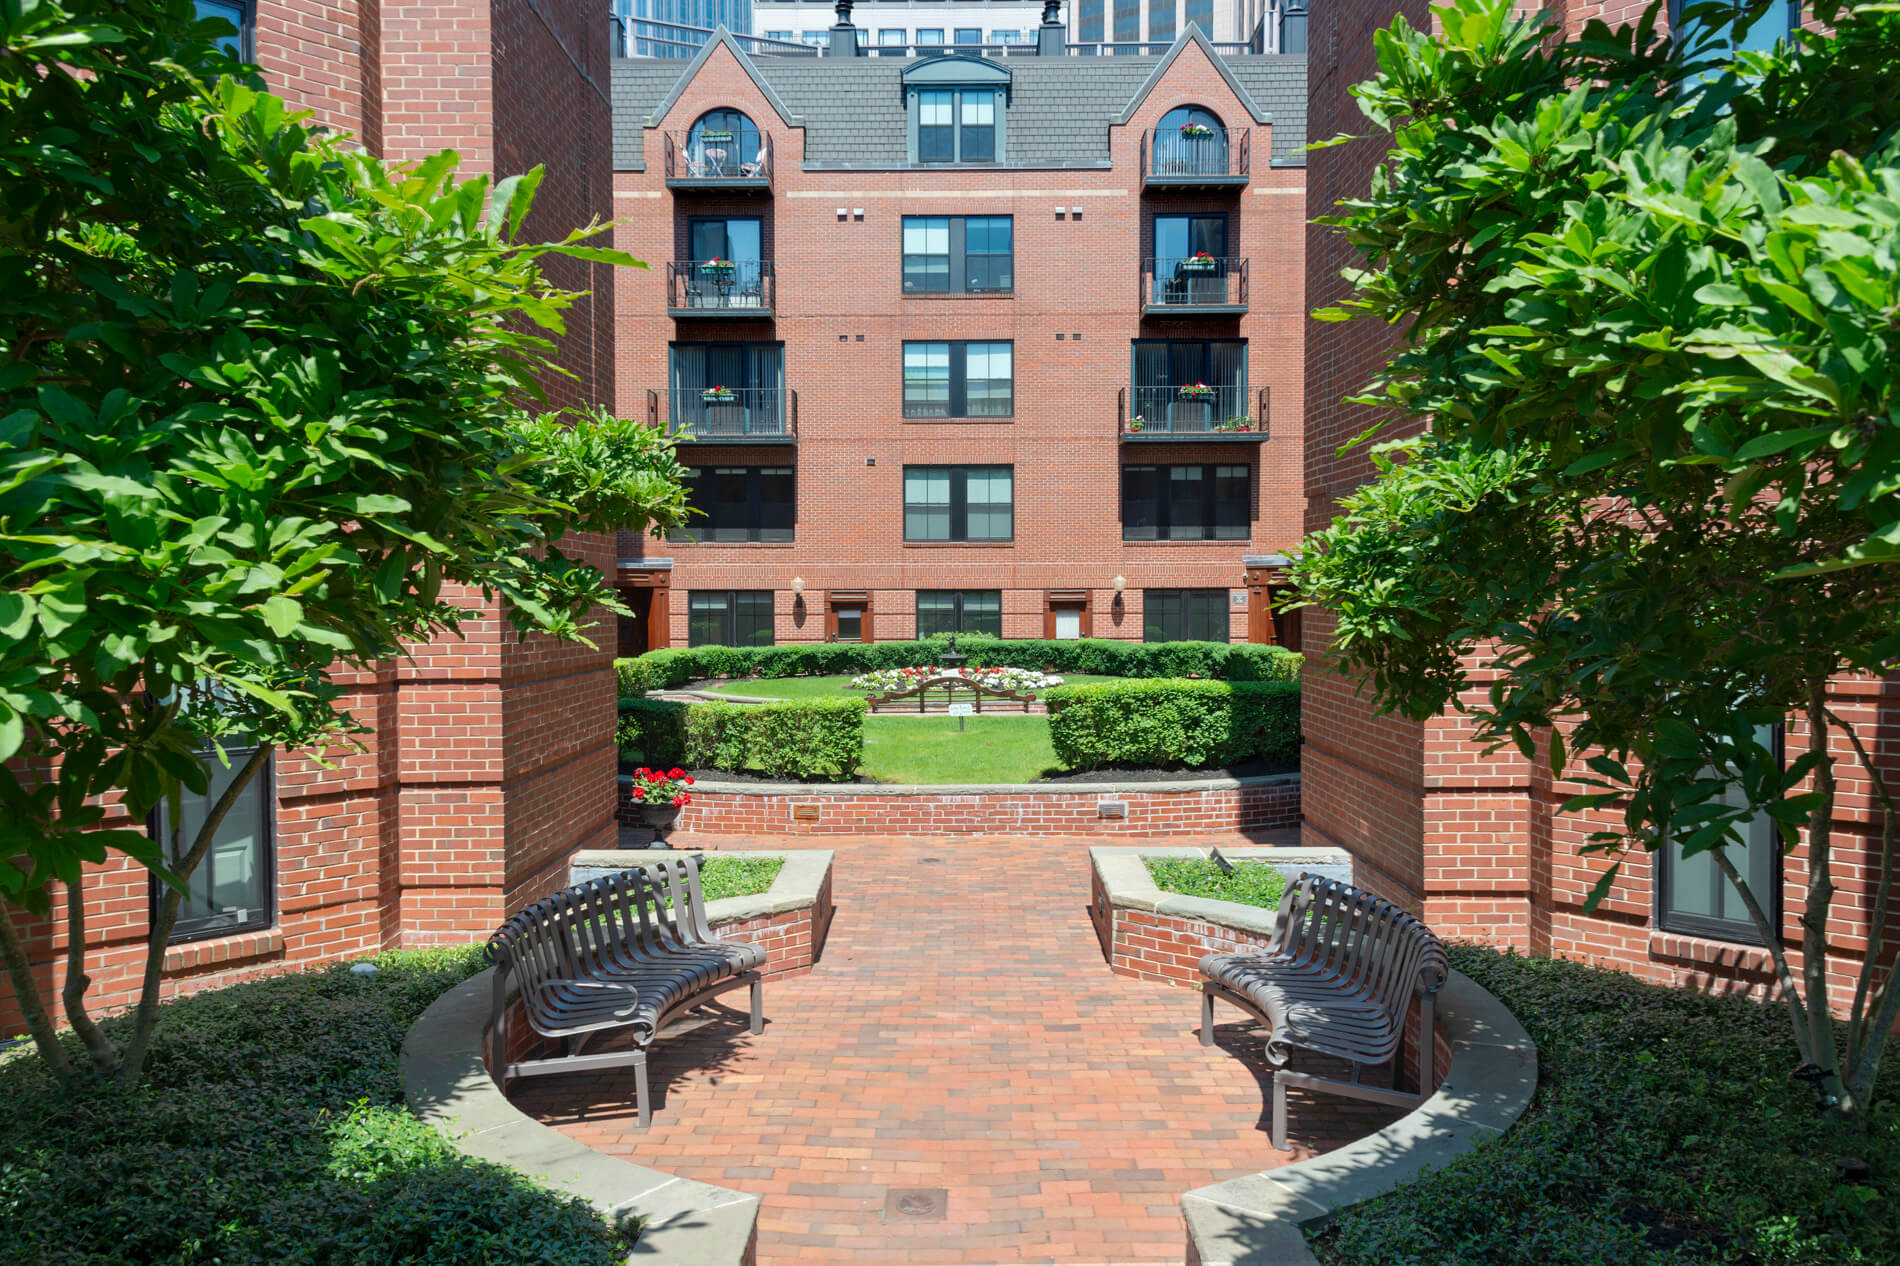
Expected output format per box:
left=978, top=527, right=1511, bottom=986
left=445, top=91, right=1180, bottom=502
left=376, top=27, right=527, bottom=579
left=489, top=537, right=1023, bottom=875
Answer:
left=698, top=258, right=736, bottom=276
left=1214, top=417, right=1251, bottom=433
left=1179, top=122, right=1215, bottom=139
left=1128, top=415, right=1146, bottom=433
left=1180, top=253, right=1219, bottom=272
left=699, top=129, right=734, bottom=142
left=1177, top=383, right=1216, bottom=401
left=701, top=386, right=736, bottom=404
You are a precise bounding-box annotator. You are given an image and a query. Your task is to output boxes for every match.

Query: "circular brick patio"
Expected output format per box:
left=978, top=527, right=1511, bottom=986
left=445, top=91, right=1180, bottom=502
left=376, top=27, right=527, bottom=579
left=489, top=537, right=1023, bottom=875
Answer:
left=515, top=834, right=1408, bottom=1265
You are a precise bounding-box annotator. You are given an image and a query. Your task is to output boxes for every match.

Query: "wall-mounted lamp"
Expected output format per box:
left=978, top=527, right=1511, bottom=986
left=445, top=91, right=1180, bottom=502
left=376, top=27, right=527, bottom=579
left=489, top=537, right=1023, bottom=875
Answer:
left=792, top=576, right=805, bottom=596
left=1113, top=574, right=1126, bottom=595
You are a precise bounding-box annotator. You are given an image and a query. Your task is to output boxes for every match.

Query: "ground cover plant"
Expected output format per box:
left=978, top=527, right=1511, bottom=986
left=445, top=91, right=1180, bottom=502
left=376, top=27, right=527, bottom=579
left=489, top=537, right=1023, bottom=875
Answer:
left=1292, top=0, right=1900, bottom=1114
left=693, top=856, right=784, bottom=903
left=1314, top=945, right=1899, bottom=1265
left=0, top=0, right=687, bottom=1085
left=1146, top=858, right=1289, bottom=909
left=0, top=947, right=633, bottom=1265
left=859, top=716, right=1060, bottom=784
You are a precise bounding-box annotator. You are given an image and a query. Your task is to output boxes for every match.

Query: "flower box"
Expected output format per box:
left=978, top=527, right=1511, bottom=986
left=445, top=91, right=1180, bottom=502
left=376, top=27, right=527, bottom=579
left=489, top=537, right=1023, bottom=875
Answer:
left=1180, top=253, right=1219, bottom=272
left=698, top=258, right=736, bottom=276
left=700, top=386, right=736, bottom=404
left=1179, top=122, right=1215, bottom=139
left=1177, top=383, right=1216, bottom=401
left=698, top=129, right=734, bottom=142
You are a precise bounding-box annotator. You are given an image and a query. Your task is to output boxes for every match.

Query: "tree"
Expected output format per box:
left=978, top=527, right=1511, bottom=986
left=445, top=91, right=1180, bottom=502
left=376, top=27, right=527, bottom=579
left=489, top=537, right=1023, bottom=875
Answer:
left=0, top=0, right=689, bottom=1085
left=1292, top=0, right=1900, bottom=1115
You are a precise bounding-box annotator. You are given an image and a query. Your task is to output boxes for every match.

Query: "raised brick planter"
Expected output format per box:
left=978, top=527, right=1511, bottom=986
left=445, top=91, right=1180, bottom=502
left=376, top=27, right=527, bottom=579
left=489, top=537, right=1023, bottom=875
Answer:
left=618, top=772, right=1300, bottom=838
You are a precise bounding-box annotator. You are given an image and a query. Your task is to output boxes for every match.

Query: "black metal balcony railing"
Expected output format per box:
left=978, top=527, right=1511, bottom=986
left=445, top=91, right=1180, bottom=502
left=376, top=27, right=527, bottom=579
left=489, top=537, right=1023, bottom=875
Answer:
left=1119, top=385, right=1270, bottom=438
left=664, top=385, right=797, bottom=442
left=663, top=130, right=771, bottom=185
left=1141, top=256, right=1249, bottom=312
left=666, top=260, right=774, bottom=315
left=1142, top=126, right=1250, bottom=184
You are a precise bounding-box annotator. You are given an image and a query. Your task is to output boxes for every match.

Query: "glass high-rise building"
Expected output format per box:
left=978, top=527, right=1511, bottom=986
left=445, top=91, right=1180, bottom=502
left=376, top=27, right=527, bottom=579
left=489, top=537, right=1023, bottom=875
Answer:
left=618, top=0, right=755, bottom=55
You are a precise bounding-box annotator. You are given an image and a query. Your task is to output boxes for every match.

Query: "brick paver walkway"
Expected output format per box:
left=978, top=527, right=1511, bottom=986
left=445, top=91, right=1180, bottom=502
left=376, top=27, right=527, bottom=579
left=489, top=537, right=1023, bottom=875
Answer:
left=516, top=835, right=1406, bottom=1264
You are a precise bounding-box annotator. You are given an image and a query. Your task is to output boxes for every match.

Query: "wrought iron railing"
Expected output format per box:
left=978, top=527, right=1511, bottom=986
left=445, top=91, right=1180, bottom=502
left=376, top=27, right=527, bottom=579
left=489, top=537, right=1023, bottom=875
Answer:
left=1142, top=125, right=1249, bottom=181
left=1119, top=384, right=1268, bottom=437
left=663, top=130, right=771, bottom=182
left=668, top=385, right=796, bottom=440
left=666, top=260, right=774, bottom=314
left=1141, top=256, right=1249, bottom=309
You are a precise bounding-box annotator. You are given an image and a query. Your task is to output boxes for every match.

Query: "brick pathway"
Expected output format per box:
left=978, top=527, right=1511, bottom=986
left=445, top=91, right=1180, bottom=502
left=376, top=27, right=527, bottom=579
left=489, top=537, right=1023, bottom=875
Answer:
left=517, top=835, right=1407, bottom=1265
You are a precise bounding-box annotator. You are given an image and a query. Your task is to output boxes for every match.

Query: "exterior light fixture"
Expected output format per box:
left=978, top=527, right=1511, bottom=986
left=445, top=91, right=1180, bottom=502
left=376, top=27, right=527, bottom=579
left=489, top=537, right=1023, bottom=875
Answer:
left=792, top=577, right=805, bottom=596
left=1113, top=574, right=1126, bottom=594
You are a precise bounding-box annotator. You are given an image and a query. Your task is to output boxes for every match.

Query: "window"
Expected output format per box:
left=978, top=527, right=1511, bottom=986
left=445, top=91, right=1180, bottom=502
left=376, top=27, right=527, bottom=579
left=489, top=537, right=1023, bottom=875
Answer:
left=902, top=216, right=1013, bottom=294
left=765, top=29, right=795, bottom=40
left=917, top=590, right=1003, bottom=637
left=194, top=0, right=251, bottom=57
left=1153, top=105, right=1229, bottom=177
left=917, top=27, right=945, bottom=44
left=879, top=28, right=907, bottom=53
left=903, top=341, right=1013, bottom=418
left=1078, top=0, right=1105, bottom=41
left=674, top=467, right=795, bottom=542
left=1131, top=339, right=1247, bottom=432
left=993, top=29, right=1023, bottom=44
left=1144, top=589, right=1230, bottom=643
left=689, top=591, right=776, bottom=647
left=915, top=87, right=1000, bottom=163
left=1114, top=0, right=1141, bottom=43
left=1148, top=0, right=1176, bottom=43
left=1123, top=464, right=1250, bottom=541
left=955, top=27, right=983, bottom=44
left=670, top=342, right=786, bottom=437
left=1671, top=0, right=1799, bottom=55
left=904, top=466, right=1013, bottom=541
left=150, top=747, right=274, bottom=943
left=1186, top=0, right=1213, bottom=35
left=799, top=30, right=827, bottom=45
left=1657, top=724, right=1783, bottom=944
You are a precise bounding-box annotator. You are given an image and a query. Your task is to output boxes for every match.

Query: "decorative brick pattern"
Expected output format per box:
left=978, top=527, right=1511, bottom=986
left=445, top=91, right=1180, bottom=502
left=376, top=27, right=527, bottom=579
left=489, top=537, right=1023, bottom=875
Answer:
left=621, top=777, right=1301, bottom=837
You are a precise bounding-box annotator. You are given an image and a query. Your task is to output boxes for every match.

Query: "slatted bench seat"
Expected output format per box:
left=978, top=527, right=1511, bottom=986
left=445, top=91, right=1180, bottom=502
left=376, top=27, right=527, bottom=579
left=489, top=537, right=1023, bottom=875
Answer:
left=485, top=856, right=765, bottom=1128
left=1200, top=872, right=1448, bottom=1148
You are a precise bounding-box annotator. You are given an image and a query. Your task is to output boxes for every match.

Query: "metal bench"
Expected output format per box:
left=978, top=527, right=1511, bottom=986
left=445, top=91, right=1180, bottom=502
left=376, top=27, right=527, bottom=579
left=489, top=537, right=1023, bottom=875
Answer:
left=485, top=857, right=765, bottom=1128
left=1199, top=873, right=1448, bottom=1148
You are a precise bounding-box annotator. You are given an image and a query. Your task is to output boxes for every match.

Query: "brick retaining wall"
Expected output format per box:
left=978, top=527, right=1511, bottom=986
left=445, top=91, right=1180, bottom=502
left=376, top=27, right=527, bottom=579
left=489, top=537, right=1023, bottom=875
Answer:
left=621, top=774, right=1300, bottom=837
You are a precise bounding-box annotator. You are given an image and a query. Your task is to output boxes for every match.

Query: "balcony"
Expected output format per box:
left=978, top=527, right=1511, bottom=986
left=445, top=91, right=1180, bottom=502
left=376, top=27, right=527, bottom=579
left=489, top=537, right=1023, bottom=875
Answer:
left=663, top=130, right=771, bottom=192
left=1141, top=257, right=1249, bottom=317
left=1119, top=385, right=1270, bottom=442
left=653, top=386, right=797, bottom=445
left=667, top=260, right=774, bottom=319
left=1141, top=126, right=1250, bottom=189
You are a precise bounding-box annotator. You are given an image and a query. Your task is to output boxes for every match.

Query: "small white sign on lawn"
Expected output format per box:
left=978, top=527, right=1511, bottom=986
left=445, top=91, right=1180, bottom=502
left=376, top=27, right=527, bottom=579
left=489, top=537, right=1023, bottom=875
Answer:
left=947, top=703, right=975, bottom=717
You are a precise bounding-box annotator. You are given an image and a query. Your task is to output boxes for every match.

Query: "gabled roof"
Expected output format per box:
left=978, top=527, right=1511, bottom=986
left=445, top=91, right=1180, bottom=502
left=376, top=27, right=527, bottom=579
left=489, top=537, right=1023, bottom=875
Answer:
left=647, top=26, right=803, bottom=130
left=1117, top=24, right=1270, bottom=126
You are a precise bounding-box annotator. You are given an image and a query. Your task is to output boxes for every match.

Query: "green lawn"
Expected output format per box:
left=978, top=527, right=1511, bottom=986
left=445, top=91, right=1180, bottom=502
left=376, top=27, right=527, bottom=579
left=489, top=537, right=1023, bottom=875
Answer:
left=694, top=856, right=783, bottom=902
left=698, top=673, right=1122, bottom=700
left=861, top=715, right=1060, bottom=784
left=1146, top=858, right=1288, bottom=909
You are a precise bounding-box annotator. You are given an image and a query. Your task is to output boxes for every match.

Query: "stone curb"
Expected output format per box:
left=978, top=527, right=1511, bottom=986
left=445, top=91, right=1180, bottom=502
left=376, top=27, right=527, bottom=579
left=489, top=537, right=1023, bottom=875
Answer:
left=645, top=771, right=1303, bottom=797
left=400, top=849, right=836, bottom=1266
left=1086, top=846, right=1538, bottom=1266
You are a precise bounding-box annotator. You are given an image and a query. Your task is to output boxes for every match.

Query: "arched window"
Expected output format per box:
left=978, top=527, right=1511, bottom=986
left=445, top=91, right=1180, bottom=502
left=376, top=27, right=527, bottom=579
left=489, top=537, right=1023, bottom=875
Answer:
left=687, top=109, right=764, bottom=179
left=1154, top=104, right=1228, bottom=177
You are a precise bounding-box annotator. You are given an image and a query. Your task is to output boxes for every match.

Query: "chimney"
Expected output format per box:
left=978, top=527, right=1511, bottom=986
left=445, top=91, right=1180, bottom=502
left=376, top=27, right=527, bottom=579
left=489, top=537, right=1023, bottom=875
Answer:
left=829, top=0, right=862, bottom=56
left=1037, top=0, right=1065, bottom=55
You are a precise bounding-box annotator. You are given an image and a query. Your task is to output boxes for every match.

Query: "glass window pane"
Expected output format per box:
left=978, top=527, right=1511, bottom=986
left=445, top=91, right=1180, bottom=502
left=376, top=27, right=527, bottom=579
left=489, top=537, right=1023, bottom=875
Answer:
left=759, top=468, right=795, bottom=541
left=903, top=343, right=952, bottom=416
left=1214, top=465, right=1250, bottom=539
left=1144, top=591, right=1181, bottom=642
left=964, top=591, right=1003, bottom=636
left=906, top=507, right=952, bottom=540
left=1122, top=465, right=1160, bottom=540
left=161, top=748, right=270, bottom=939
left=736, top=591, right=776, bottom=647
left=688, top=592, right=728, bottom=646
left=917, top=591, right=957, bottom=637
left=1189, top=590, right=1229, bottom=642
left=965, top=342, right=1012, bottom=417
left=1167, top=466, right=1208, bottom=541
left=961, top=92, right=994, bottom=125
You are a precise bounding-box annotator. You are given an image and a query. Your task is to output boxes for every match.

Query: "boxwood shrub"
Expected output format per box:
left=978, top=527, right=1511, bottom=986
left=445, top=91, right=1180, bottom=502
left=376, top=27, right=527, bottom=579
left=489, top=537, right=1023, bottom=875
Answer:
left=0, top=947, right=634, bottom=1265
left=614, top=637, right=1300, bottom=695
left=1043, top=679, right=1300, bottom=769
left=619, top=696, right=865, bottom=780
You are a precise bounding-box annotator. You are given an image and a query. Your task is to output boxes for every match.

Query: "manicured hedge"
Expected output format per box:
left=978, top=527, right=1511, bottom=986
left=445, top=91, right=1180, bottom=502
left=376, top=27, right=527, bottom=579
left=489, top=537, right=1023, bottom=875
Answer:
left=0, top=947, right=634, bottom=1266
left=618, top=696, right=865, bottom=781
left=1043, top=679, right=1300, bottom=769
left=614, top=637, right=1300, bottom=695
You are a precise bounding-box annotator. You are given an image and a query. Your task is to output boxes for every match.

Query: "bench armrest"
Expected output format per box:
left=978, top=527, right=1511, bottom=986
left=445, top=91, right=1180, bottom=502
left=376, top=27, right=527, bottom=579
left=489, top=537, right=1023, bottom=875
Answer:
left=546, top=977, right=641, bottom=1019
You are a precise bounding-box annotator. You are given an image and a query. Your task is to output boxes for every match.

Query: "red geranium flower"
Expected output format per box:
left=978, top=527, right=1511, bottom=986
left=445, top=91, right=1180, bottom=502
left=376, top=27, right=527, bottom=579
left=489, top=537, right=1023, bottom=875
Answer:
left=668, top=767, right=685, bottom=779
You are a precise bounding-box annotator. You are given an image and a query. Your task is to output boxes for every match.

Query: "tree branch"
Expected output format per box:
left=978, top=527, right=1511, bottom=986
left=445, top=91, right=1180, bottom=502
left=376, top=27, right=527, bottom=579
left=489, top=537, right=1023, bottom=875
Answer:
left=115, top=742, right=273, bottom=1090
left=1710, top=844, right=1814, bottom=1064
left=1827, top=705, right=1899, bottom=1108
left=1798, top=681, right=1841, bottom=1109
left=0, top=900, right=73, bottom=1080
left=60, top=882, right=118, bottom=1076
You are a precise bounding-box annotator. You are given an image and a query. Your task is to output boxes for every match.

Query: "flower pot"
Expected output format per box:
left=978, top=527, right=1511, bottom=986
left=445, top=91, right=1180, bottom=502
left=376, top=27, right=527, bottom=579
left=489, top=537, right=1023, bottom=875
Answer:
left=1180, top=258, right=1217, bottom=272
left=636, top=803, right=682, bottom=835
left=700, top=390, right=735, bottom=404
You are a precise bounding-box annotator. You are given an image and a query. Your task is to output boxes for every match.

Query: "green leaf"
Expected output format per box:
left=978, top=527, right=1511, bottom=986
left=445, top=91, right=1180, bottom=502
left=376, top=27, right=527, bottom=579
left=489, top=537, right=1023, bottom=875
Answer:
left=1580, top=862, right=1622, bottom=914
left=261, top=595, right=303, bottom=637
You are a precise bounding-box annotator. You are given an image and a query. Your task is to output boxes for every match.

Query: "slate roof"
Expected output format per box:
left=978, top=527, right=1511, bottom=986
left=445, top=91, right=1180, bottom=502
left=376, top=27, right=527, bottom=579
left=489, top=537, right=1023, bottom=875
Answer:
left=611, top=37, right=1306, bottom=171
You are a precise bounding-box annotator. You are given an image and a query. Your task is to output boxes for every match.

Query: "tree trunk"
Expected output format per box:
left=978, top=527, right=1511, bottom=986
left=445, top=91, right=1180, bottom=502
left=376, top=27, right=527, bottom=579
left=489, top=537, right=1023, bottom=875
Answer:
left=0, top=901, right=73, bottom=1080
left=115, top=743, right=274, bottom=1089
left=1798, top=684, right=1843, bottom=1112
left=61, top=883, right=119, bottom=1077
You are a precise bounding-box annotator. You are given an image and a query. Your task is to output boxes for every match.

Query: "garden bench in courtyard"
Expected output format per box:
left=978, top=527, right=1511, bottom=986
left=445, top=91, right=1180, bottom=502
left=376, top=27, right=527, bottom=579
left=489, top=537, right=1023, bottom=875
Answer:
left=485, top=857, right=765, bottom=1128
left=1200, top=873, right=1448, bottom=1148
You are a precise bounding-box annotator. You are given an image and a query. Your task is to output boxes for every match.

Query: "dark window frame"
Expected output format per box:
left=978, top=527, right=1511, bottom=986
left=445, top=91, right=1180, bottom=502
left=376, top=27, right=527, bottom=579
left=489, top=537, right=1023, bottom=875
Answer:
left=1666, top=0, right=1800, bottom=53
left=672, top=466, right=796, bottom=543
left=903, top=465, right=1015, bottom=542
left=1121, top=463, right=1251, bottom=541
left=913, top=86, right=1001, bottom=164
left=147, top=746, right=276, bottom=945
left=1655, top=723, right=1786, bottom=945
left=916, top=589, right=1003, bottom=637
left=195, top=0, right=255, bottom=61
left=687, top=590, right=777, bottom=647
left=902, top=215, right=1014, bottom=294
left=902, top=340, right=1014, bottom=418
left=1142, top=588, right=1230, bottom=643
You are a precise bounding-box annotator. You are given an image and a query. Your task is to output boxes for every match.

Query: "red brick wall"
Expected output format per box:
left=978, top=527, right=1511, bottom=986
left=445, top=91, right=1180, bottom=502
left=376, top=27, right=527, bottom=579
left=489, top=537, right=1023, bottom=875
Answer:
left=613, top=40, right=1306, bottom=648
left=631, top=777, right=1301, bottom=837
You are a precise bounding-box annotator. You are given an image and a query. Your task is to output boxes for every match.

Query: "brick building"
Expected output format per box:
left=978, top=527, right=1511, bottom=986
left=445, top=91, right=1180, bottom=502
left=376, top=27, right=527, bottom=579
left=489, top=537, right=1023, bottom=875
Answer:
left=607, top=22, right=1310, bottom=653
left=2, top=0, right=622, bottom=1035
left=1302, top=0, right=1898, bottom=1011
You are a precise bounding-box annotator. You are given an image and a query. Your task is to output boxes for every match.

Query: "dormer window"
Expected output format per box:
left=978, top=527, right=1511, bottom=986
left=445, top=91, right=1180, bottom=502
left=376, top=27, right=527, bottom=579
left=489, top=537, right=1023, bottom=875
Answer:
left=904, top=56, right=1010, bottom=165
left=688, top=108, right=764, bottom=179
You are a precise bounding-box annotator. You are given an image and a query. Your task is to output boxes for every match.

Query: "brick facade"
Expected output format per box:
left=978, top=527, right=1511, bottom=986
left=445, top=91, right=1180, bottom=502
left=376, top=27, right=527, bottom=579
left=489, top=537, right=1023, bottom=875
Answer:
left=623, top=775, right=1302, bottom=836
left=610, top=38, right=1307, bottom=651
left=2, top=0, right=621, bottom=1039
left=1301, top=0, right=1900, bottom=1013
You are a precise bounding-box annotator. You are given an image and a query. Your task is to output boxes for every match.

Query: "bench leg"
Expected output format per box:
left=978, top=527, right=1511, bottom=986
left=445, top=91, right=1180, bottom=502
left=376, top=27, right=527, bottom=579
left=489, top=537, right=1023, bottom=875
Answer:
left=634, top=1050, right=651, bottom=1130
left=1201, top=985, right=1216, bottom=1046
left=750, top=977, right=764, bottom=1035
left=1271, top=1071, right=1289, bottom=1150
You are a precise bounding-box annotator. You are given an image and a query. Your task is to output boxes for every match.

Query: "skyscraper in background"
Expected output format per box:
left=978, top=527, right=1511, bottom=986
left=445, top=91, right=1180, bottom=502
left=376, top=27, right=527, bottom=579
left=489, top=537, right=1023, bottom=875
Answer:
left=617, top=0, right=756, bottom=55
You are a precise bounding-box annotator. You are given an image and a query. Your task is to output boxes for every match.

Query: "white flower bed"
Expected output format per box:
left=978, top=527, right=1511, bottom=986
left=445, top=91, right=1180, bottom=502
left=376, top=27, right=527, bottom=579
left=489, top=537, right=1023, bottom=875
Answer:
left=849, top=665, right=1063, bottom=694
